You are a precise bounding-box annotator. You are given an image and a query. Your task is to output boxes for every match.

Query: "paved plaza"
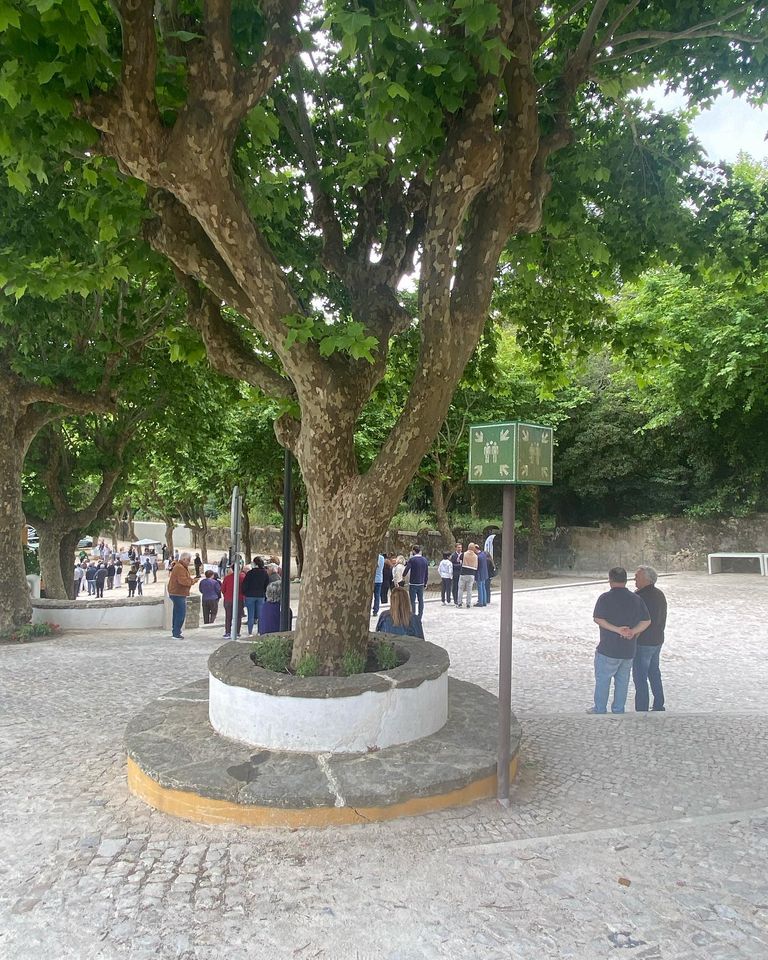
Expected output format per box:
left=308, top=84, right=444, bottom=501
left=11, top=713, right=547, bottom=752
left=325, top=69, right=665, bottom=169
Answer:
left=1, top=572, right=767, bottom=959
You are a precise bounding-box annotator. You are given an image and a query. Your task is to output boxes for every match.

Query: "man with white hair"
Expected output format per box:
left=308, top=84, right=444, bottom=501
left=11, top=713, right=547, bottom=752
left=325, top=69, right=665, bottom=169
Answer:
left=632, top=565, right=668, bottom=712
left=167, top=551, right=200, bottom=639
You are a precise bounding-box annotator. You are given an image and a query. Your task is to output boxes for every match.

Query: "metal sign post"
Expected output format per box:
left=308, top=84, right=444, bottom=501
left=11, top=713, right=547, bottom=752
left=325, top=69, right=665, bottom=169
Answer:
left=230, top=486, right=242, bottom=642
left=280, top=449, right=293, bottom=632
left=468, top=421, right=554, bottom=802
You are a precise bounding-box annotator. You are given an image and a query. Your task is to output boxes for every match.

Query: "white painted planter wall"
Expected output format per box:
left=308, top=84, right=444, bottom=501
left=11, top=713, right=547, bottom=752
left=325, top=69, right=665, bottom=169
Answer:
left=209, top=670, right=449, bottom=753
left=31, top=600, right=164, bottom=631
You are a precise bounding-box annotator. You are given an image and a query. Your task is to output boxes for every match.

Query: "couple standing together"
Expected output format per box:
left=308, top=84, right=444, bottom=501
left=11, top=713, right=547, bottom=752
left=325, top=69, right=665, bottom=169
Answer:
left=590, top=565, right=667, bottom=715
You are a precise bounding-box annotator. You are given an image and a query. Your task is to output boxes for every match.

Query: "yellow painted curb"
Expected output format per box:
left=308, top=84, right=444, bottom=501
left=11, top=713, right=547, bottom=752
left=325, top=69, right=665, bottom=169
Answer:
left=127, top=755, right=519, bottom=827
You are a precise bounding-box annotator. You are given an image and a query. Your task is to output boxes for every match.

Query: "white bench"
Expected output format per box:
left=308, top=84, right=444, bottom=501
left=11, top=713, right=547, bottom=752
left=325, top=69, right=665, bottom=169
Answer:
left=707, top=552, right=767, bottom=576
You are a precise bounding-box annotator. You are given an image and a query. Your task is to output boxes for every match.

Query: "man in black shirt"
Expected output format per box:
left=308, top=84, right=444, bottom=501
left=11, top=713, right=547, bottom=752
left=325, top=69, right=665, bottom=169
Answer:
left=632, top=565, right=668, bottom=712
left=589, top=567, right=651, bottom=715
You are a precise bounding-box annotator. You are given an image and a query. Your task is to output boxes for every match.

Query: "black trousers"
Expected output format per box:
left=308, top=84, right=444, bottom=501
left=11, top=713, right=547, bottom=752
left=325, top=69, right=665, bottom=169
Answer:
left=452, top=570, right=461, bottom=604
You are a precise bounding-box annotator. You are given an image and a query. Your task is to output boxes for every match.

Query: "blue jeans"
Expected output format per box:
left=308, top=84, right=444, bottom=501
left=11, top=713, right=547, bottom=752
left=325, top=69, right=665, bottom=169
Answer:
left=170, top=595, right=187, bottom=638
left=244, top=596, right=264, bottom=634
left=633, top=645, right=664, bottom=711
left=372, top=583, right=382, bottom=615
left=409, top=584, right=425, bottom=619
left=476, top=579, right=489, bottom=605
left=593, top=652, right=633, bottom=714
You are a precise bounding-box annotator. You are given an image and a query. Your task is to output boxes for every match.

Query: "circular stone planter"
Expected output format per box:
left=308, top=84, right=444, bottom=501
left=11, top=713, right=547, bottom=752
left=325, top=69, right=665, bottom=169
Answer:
left=208, top=635, right=449, bottom=754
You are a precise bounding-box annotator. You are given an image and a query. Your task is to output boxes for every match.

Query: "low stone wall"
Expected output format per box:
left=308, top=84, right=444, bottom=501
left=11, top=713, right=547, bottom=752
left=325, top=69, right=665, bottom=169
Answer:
left=545, top=514, right=768, bottom=575
left=208, top=637, right=450, bottom=753
left=32, top=597, right=165, bottom=631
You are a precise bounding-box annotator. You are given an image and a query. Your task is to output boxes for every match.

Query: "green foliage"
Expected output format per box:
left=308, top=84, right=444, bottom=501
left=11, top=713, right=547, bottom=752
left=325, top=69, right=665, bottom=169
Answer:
left=251, top=635, right=292, bottom=673
left=340, top=649, right=366, bottom=676
left=295, top=653, right=320, bottom=677
left=375, top=641, right=398, bottom=671
left=23, top=545, right=39, bottom=574
left=0, top=620, right=59, bottom=643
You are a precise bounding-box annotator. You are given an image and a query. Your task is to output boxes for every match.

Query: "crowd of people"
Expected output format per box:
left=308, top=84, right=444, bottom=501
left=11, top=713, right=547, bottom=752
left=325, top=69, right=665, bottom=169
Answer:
left=72, top=546, right=160, bottom=599
left=371, top=539, right=497, bottom=628
left=166, top=551, right=288, bottom=640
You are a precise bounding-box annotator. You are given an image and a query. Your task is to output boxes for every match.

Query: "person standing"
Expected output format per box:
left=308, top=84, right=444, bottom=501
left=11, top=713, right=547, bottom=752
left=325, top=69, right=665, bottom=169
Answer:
left=242, top=558, right=270, bottom=635
left=632, top=565, right=668, bottom=712
left=85, top=562, right=97, bottom=596
left=438, top=552, right=453, bottom=604
left=198, top=570, right=223, bottom=624
left=450, top=543, right=463, bottom=606
left=372, top=553, right=385, bottom=616
left=167, top=551, right=199, bottom=639
left=193, top=553, right=203, bottom=578
left=403, top=545, right=429, bottom=620
left=94, top=563, right=107, bottom=598
left=380, top=554, right=395, bottom=605
left=475, top=545, right=490, bottom=607
left=126, top=564, right=138, bottom=597
left=589, top=567, right=651, bottom=715
left=221, top=564, right=246, bottom=638
left=114, top=559, right=123, bottom=590
left=106, top=560, right=115, bottom=590
left=73, top=562, right=86, bottom=598
left=458, top=544, right=478, bottom=608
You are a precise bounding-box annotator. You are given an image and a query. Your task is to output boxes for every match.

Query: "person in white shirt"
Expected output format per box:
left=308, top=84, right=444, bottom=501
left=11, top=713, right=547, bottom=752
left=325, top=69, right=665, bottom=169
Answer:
left=438, top=552, right=453, bottom=604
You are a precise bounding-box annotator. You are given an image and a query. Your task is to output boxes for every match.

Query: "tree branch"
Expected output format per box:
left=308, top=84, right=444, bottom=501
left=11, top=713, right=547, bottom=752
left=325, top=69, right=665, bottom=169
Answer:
left=180, top=275, right=295, bottom=399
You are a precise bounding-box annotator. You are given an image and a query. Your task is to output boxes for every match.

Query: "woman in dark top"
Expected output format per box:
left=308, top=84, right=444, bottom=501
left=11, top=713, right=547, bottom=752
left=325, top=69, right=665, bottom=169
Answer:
left=258, top=580, right=292, bottom=635
left=375, top=587, right=424, bottom=639
left=242, top=557, right=271, bottom=635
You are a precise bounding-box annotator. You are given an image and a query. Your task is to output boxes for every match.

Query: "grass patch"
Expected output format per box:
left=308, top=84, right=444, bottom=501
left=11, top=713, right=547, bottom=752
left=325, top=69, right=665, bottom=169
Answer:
left=250, top=635, right=292, bottom=673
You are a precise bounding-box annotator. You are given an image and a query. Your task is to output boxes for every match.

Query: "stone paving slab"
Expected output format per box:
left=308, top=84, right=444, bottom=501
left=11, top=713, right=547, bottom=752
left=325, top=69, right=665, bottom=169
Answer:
left=1, top=573, right=767, bottom=959
left=126, top=677, right=519, bottom=812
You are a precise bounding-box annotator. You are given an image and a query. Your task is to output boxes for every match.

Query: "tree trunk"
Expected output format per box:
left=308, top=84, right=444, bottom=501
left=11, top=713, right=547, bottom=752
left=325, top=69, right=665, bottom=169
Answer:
left=527, top=486, right=545, bottom=573
left=36, top=522, right=71, bottom=600
left=469, top=487, right=479, bottom=519
left=163, top=516, right=175, bottom=557
left=291, top=496, right=390, bottom=673
left=0, top=432, right=32, bottom=630
left=432, top=476, right=454, bottom=548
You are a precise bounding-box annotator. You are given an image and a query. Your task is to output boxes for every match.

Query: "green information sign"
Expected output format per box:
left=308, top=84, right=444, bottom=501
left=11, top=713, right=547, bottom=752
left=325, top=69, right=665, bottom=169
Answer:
left=468, top=421, right=553, bottom=485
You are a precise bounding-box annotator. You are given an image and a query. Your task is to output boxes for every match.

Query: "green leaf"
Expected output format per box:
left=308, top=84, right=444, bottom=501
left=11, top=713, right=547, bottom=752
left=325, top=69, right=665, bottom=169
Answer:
left=36, top=61, right=60, bottom=84
left=387, top=82, right=410, bottom=101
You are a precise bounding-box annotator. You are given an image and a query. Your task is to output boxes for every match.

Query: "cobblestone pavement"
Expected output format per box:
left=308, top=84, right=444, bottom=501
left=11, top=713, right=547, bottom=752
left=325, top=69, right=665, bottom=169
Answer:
left=1, top=573, right=767, bottom=959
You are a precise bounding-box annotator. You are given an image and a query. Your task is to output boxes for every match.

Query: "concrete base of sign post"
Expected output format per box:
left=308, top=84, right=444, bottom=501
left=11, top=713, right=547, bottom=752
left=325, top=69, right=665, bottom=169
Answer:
left=125, top=673, right=521, bottom=827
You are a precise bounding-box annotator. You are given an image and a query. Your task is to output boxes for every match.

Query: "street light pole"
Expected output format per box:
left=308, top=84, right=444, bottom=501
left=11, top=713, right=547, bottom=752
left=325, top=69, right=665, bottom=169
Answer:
left=280, top=449, right=293, bottom=632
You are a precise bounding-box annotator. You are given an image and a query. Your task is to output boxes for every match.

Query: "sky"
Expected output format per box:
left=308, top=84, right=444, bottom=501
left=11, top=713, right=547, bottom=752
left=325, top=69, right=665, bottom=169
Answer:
left=648, top=85, right=768, bottom=164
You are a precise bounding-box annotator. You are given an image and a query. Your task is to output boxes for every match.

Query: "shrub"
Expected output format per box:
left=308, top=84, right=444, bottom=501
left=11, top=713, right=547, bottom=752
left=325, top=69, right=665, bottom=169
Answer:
left=376, top=641, right=398, bottom=671
left=251, top=635, right=292, bottom=673
left=0, top=621, right=60, bottom=643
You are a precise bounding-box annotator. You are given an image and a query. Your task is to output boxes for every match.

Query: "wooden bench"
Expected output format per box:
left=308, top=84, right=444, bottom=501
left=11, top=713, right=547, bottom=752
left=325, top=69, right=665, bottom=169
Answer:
left=707, top=552, right=767, bottom=576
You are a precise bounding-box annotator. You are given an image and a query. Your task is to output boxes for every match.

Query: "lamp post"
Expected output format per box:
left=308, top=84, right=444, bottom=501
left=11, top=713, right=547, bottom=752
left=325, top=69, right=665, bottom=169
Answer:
left=280, top=449, right=293, bottom=632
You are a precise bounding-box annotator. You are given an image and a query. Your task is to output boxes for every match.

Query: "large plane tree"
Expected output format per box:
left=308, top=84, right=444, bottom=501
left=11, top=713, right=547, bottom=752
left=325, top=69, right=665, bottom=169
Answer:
left=0, top=1, right=764, bottom=668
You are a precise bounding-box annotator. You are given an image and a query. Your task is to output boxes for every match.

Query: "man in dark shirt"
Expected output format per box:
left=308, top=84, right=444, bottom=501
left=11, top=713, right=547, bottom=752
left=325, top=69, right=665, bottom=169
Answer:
left=632, top=565, right=668, bottom=712
left=589, top=567, right=651, bottom=715
left=403, top=545, right=429, bottom=620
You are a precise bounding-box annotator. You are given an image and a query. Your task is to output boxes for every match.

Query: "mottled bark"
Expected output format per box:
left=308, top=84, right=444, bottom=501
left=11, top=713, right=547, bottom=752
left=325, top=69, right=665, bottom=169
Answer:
left=291, top=494, right=391, bottom=672
left=163, top=516, right=175, bottom=557
left=35, top=522, right=79, bottom=600
left=0, top=419, right=31, bottom=629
